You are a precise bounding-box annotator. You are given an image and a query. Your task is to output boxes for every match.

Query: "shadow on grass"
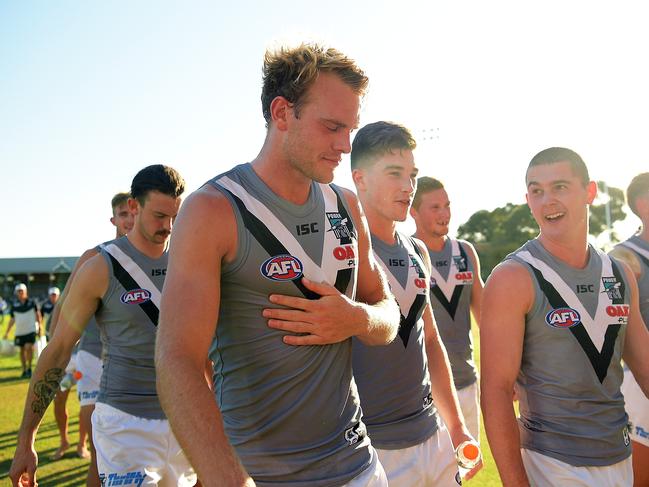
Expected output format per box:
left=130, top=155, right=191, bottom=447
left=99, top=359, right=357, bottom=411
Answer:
left=35, top=462, right=88, bottom=487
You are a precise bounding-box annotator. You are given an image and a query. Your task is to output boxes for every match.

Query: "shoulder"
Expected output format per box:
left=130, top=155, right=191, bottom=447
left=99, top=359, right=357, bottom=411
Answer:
left=609, top=244, right=641, bottom=278
left=332, top=185, right=362, bottom=219
left=485, top=259, right=532, bottom=293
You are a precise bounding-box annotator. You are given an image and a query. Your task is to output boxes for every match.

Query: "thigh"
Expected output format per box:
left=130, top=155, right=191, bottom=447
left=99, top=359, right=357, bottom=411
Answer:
left=341, top=450, right=388, bottom=487
left=92, top=403, right=166, bottom=486
left=423, top=426, right=461, bottom=487
left=376, top=444, right=421, bottom=486
left=76, top=351, right=102, bottom=406
left=622, top=369, right=649, bottom=448
left=162, top=426, right=197, bottom=487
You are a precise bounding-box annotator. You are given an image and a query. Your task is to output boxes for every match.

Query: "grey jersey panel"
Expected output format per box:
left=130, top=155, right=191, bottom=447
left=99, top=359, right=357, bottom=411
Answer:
left=208, top=163, right=371, bottom=487
left=509, top=239, right=631, bottom=466
left=426, top=238, right=477, bottom=389
left=618, top=235, right=649, bottom=328
left=78, top=317, right=102, bottom=359
left=95, top=236, right=167, bottom=419
left=353, top=233, right=438, bottom=449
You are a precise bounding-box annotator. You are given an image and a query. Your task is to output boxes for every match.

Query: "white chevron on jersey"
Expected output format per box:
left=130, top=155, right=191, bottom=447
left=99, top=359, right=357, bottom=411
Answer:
left=374, top=236, right=427, bottom=317
left=216, top=175, right=357, bottom=291
left=428, top=239, right=465, bottom=301
left=517, top=249, right=618, bottom=352
left=620, top=240, right=649, bottom=261
left=101, top=243, right=162, bottom=308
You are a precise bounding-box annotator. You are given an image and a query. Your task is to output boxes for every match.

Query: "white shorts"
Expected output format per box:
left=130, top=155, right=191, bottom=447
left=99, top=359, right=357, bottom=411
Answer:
left=342, top=449, right=388, bottom=487
left=376, top=424, right=460, bottom=487
left=521, top=448, right=632, bottom=487
left=76, top=350, right=102, bottom=407
left=622, top=367, right=649, bottom=447
left=92, top=402, right=196, bottom=486
left=65, top=352, right=78, bottom=374
left=457, top=381, right=480, bottom=442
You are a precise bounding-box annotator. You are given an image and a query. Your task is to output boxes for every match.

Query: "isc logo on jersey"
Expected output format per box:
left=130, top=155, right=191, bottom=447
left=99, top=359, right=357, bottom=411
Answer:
left=545, top=307, right=581, bottom=328
left=261, top=255, right=303, bottom=281
left=120, top=289, right=152, bottom=305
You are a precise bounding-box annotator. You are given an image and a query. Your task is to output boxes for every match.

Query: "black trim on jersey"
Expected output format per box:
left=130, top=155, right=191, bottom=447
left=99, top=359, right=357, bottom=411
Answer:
left=332, top=187, right=354, bottom=294
left=610, top=259, right=626, bottom=305
left=107, top=254, right=160, bottom=327
left=398, top=294, right=427, bottom=348
left=429, top=243, right=469, bottom=320
left=530, top=266, right=622, bottom=383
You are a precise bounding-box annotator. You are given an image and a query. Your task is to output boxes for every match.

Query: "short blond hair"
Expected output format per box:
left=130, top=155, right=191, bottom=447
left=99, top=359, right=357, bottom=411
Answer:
left=261, top=43, right=368, bottom=126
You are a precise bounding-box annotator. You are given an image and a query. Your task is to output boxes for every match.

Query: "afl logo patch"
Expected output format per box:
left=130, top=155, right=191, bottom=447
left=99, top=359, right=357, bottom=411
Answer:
left=260, top=255, right=304, bottom=281
left=545, top=307, right=581, bottom=328
left=120, top=288, right=152, bottom=305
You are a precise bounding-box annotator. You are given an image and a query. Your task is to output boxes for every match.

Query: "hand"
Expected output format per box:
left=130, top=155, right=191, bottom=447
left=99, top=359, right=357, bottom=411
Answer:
left=448, top=426, right=483, bottom=481
left=263, top=277, right=361, bottom=345
left=9, top=444, right=38, bottom=486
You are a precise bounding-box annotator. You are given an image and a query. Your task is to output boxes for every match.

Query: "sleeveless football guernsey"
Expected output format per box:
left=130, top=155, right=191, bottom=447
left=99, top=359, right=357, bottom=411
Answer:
left=618, top=235, right=649, bottom=328
left=208, top=163, right=372, bottom=486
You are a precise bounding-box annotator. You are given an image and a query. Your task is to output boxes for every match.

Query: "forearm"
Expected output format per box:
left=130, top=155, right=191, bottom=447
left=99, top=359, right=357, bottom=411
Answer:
left=482, top=385, right=529, bottom=486
left=15, top=344, right=70, bottom=448
left=157, top=356, right=254, bottom=486
left=354, top=297, right=400, bottom=345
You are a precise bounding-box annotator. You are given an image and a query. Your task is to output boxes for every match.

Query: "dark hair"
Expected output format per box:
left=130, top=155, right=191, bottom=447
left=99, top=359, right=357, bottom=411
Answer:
left=261, top=43, right=368, bottom=127
left=627, top=172, right=649, bottom=217
left=527, top=147, right=590, bottom=186
left=350, top=121, right=416, bottom=170
left=130, top=165, right=185, bottom=206
left=412, top=176, right=445, bottom=210
left=111, top=192, right=131, bottom=211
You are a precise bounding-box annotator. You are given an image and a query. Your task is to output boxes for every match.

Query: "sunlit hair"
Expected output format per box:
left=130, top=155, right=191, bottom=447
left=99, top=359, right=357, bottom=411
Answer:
left=627, top=172, right=649, bottom=217
left=412, top=177, right=444, bottom=210
left=111, top=192, right=131, bottom=213
left=350, top=121, right=416, bottom=170
left=130, top=165, right=185, bottom=206
left=261, top=43, right=368, bottom=127
left=527, top=147, right=590, bottom=186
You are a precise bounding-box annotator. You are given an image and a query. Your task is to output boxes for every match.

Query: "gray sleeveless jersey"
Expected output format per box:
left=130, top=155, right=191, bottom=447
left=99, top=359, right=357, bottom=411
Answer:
left=95, top=236, right=167, bottom=419
left=508, top=239, right=631, bottom=466
left=617, top=235, right=649, bottom=328
left=353, top=233, right=438, bottom=449
left=426, top=238, right=477, bottom=389
left=208, top=163, right=371, bottom=486
left=78, top=317, right=102, bottom=359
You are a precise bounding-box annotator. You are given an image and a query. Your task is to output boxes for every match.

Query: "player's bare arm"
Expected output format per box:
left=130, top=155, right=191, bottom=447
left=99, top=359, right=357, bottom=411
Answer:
left=9, top=255, right=107, bottom=487
left=265, top=188, right=399, bottom=346
left=480, top=260, right=532, bottom=487
left=48, top=247, right=100, bottom=338
left=156, top=186, right=255, bottom=487
left=619, top=261, right=649, bottom=398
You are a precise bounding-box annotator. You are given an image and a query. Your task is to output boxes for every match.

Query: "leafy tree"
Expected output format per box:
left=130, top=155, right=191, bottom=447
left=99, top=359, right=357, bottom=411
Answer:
left=457, top=181, right=626, bottom=281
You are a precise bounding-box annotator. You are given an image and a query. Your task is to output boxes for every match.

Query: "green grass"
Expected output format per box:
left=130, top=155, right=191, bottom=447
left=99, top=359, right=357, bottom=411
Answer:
left=0, top=323, right=504, bottom=486
left=0, top=348, right=89, bottom=486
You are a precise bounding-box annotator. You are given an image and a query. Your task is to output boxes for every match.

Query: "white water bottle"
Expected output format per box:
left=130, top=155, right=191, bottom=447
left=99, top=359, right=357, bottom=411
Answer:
left=455, top=440, right=481, bottom=473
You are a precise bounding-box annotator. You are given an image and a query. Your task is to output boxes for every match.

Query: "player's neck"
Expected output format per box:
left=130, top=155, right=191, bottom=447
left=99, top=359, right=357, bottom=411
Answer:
left=252, top=146, right=312, bottom=206
left=365, top=208, right=398, bottom=245
left=414, top=230, right=446, bottom=252
left=537, top=233, right=590, bottom=269
left=127, top=233, right=167, bottom=260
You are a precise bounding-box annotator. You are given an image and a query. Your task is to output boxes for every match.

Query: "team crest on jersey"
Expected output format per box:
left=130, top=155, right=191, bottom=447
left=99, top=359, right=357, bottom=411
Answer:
left=452, top=254, right=467, bottom=272
left=260, top=255, right=304, bottom=281
left=602, top=276, right=622, bottom=300
left=326, top=212, right=352, bottom=240
left=430, top=276, right=438, bottom=288
left=120, top=288, right=152, bottom=305
left=409, top=255, right=424, bottom=275
left=545, top=307, right=581, bottom=328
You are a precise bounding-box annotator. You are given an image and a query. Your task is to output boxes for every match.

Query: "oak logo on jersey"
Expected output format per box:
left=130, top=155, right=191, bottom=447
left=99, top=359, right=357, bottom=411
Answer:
left=545, top=307, right=581, bottom=328
left=333, top=245, right=356, bottom=267
left=607, top=304, right=630, bottom=325
left=602, top=276, right=622, bottom=300
left=326, top=212, right=353, bottom=240
left=260, top=255, right=304, bottom=281
left=120, top=289, right=152, bottom=305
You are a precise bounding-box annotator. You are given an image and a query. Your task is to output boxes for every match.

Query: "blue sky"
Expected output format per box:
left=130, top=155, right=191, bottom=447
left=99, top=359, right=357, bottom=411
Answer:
left=1, top=1, right=646, bottom=257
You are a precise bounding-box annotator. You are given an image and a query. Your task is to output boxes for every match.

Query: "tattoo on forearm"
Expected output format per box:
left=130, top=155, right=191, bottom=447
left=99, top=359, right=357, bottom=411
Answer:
left=31, top=368, right=64, bottom=416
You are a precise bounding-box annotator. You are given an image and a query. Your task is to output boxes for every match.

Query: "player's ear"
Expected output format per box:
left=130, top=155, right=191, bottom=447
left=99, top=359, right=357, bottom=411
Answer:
left=270, top=96, right=291, bottom=131
left=586, top=181, right=597, bottom=205
left=352, top=168, right=366, bottom=192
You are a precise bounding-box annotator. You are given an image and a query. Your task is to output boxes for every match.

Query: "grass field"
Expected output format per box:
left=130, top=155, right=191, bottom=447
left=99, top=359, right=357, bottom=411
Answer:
left=0, top=325, right=503, bottom=486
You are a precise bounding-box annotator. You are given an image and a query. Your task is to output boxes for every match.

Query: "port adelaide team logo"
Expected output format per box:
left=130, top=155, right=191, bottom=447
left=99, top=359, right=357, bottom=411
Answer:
left=260, top=255, right=304, bottom=281
left=545, top=307, right=581, bottom=328
left=602, top=276, right=622, bottom=300
left=120, top=288, right=152, bottom=305
left=326, top=212, right=352, bottom=240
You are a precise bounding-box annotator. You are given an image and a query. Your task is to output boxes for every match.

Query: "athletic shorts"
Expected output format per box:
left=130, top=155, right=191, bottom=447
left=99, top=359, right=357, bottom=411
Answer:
left=14, top=332, right=36, bottom=347
left=76, top=350, right=102, bottom=407
left=376, top=424, right=460, bottom=486
left=521, top=448, right=632, bottom=487
left=622, top=367, right=649, bottom=447
left=92, top=402, right=196, bottom=486
left=457, top=381, right=480, bottom=442
left=341, top=449, right=388, bottom=487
